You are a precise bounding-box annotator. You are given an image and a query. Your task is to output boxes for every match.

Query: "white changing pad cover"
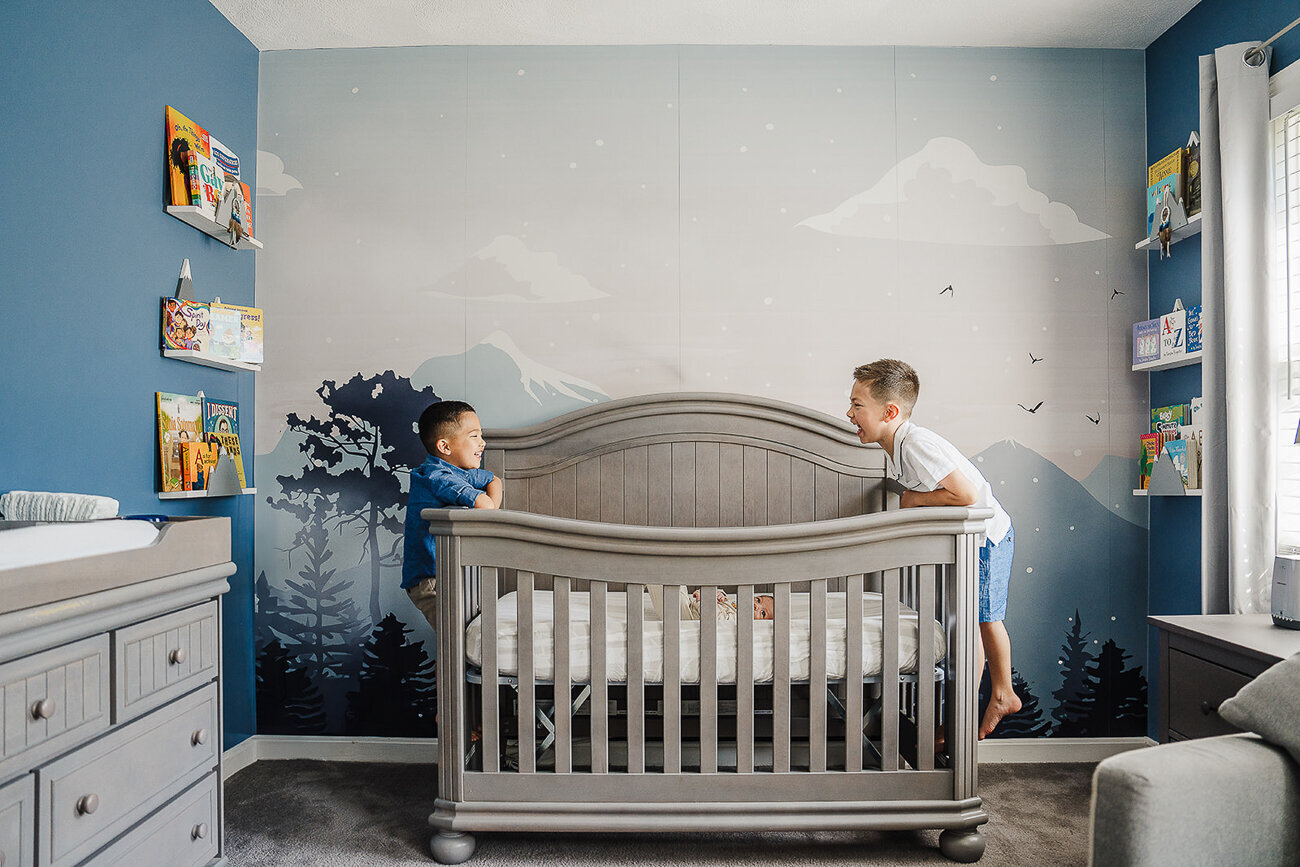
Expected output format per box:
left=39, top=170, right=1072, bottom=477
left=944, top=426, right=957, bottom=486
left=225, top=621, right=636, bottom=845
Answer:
left=0, top=521, right=160, bottom=571
left=465, top=590, right=947, bottom=685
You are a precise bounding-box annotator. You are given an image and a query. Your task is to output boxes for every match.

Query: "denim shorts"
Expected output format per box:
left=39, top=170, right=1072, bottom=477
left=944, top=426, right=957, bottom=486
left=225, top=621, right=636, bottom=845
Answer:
left=978, top=525, right=1014, bottom=623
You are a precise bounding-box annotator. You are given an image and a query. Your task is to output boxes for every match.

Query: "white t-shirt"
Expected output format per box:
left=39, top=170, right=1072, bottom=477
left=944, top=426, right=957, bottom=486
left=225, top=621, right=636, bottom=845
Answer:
left=884, top=420, right=1011, bottom=544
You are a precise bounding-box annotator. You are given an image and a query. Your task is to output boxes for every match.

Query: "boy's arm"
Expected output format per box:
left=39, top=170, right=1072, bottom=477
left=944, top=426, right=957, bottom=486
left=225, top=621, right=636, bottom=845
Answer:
left=899, top=469, right=978, bottom=508
left=485, top=476, right=503, bottom=508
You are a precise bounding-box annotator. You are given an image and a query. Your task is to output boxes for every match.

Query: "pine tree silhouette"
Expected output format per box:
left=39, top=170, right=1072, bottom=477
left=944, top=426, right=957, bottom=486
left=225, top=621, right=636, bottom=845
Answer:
left=1082, top=638, right=1149, bottom=737
left=274, top=520, right=368, bottom=684
left=345, top=613, right=438, bottom=737
left=1050, top=611, right=1098, bottom=737
left=986, top=671, right=1053, bottom=738
left=256, top=638, right=327, bottom=734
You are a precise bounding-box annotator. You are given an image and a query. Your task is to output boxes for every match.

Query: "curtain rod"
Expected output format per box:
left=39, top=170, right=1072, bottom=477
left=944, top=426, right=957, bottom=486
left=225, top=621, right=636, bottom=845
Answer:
left=1245, top=14, right=1300, bottom=67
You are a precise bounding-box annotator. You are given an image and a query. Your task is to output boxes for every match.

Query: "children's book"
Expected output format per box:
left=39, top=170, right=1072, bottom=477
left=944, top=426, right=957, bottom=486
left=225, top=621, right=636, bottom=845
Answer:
left=166, top=107, right=210, bottom=208
left=157, top=391, right=203, bottom=493
left=211, top=432, right=246, bottom=489
left=1163, top=440, right=1191, bottom=488
left=1190, top=396, right=1204, bottom=426
left=1152, top=403, right=1191, bottom=432
left=1185, top=304, right=1202, bottom=353
left=239, top=181, right=253, bottom=237
left=207, top=304, right=243, bottom=361
left=219, top=303, right=263, bottom=364
left=1147, top=174, right=1182, bottom=237
left=1133, top=318, right=1161, bottom=365
left=1185, top=132, right=1201, bottom=217
left=1139, top=433, right=1161, bottom=489
left=161, top=299, right=210, bottom=351
left=188, top=147, right=225, bottom=222
left=1148, top=147, right=1185, bottom=188
left=203, top=397, right=239, bottom=439
left=1160, top=303, right=1186, bottom=360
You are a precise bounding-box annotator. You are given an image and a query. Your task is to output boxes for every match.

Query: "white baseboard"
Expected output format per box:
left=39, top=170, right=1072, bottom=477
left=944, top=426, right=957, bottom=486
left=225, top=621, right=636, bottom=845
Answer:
left=224, top=734, right=1153, bottom=779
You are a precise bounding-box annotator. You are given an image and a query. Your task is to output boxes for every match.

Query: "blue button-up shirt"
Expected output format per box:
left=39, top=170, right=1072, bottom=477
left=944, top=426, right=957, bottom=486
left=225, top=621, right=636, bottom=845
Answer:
left=402, top=455, right=495, bottom=589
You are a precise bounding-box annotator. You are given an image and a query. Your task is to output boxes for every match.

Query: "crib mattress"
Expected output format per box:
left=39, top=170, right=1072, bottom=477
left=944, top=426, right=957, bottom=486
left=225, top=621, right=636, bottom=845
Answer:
left=465, top=590, right=947, bottom=685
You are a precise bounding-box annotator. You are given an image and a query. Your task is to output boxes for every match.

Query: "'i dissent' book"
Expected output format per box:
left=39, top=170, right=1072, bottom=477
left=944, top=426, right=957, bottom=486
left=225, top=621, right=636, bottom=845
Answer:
left=203, top=397, right=239, bottom=439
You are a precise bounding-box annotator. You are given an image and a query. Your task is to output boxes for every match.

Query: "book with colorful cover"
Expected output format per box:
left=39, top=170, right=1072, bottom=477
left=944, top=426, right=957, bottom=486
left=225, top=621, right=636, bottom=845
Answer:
left=1163, top=440, right=1190, bottom=488
left=211, top=431, right=246, bottom=489
left=1185, top=132, right=1202, bottom=217
left=218, top=303, right=263, bottom=364
left=1185, top=304, right=1202, bottom=353
left=1139, top=433, right=1161, bottom=489
left=207, top=304, right=243, bottom=361
left=239, top=181, right=253, bottom=237
left=1160, top=305, right=1186, bottom=359
left=157, top=391, right=203, bottom=493
left=161, top=298, right=210, bottom=351
left=1152, top=403, right=1191, bottom=432
left=1148, top=147, right=1185, bottom=188
left=1133, top=318, right=1161, bottom=365
left=166, top=106, right=210, bottom=208
left=188, top=147, right=225, bottom=222
left=1147, top=173, right=1183, bottom=237
left=203, top=397, right=239, bottom=439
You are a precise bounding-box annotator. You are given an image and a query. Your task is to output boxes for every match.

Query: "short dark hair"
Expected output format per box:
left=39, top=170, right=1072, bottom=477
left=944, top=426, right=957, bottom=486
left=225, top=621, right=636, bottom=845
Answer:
left=418, top=401, right=476, bottom=455
left=852, top=359, right=919, bottom=417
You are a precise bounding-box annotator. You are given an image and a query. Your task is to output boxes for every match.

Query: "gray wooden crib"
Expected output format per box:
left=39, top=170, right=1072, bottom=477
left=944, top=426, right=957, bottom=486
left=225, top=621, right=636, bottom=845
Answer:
left=424, top=393, right=992, bottom=863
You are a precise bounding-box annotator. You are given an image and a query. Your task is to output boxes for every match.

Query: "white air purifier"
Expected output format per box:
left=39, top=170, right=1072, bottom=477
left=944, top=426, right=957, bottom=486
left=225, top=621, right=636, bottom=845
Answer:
left=1273, top=555, right=1300, bottom=629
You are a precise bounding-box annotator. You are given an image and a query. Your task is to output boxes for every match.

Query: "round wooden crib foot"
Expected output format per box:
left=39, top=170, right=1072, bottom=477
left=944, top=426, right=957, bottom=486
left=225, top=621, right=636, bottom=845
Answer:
left=938, top=827, right=985, bottom=862
left=430, top=830, right=476, bottom=864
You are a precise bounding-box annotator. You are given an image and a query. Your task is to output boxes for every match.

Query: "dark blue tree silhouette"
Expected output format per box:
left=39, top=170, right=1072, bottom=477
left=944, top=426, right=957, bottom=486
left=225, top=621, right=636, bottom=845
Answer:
left=1050, top=611, right=1098, bottom=737
left=983, top=670, right=1053, bottom=739
left=268, top=370, right=440, bottom=623
left=344, top=613, right=438, bottom=737
left=1083, top=638, right=1148, bottom=737
left=256, top=638, right=326, bottom=734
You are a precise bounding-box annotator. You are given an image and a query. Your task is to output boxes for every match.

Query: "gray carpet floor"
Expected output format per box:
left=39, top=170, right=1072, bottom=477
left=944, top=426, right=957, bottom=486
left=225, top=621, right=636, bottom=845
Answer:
left=225, top=760, right=1096, bottom=866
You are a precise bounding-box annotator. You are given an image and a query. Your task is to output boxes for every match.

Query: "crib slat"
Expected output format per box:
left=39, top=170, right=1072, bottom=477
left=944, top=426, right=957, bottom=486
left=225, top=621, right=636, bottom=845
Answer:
left=481, top=568, right=499, bottom=773
left=627, top=584, right=645, bottom=773
left=766, top=452, right=792, bottom=525
left=600, top=452, right=624, bottom=523
left=591, top=582, right=608, bottom=773
left=663, top=585, right=682, bottom=773
left=881, top=568, right=900, bottom=771
left=743, top=446, right=767, bottom=526
left=737, top=584, right=755, bottom=773
left=648, top=444, right=673, bottom=526
left=672, top=445, right=696, bottom=527
left=436, top=536, right=466, bottom=801
left=696, top=442, right=720, bottom=528
left=810, top=578, right=827, bottom=772
left=774, top=583, right=791, bottom=773
left=517, top=572, right=535, bottom=774
left=719, top=444, right=744, bottom=527
left=701, top=584, right=718, bottom=773
left=623, top=446, right=649, bottom=525
left=917, top=564, right=937, bottom=771
left=845, top=573, right=864, bottom=772
left=554, top=576, right=572, bottom=773
left=952, top=534, right=980, bottom=799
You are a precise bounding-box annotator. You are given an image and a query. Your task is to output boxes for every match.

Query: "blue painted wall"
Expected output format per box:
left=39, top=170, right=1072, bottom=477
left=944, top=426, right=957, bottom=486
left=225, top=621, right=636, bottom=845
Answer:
left=0, top=0, right=259, bottom=748
left=1143, top=0, right=1300, bottom=735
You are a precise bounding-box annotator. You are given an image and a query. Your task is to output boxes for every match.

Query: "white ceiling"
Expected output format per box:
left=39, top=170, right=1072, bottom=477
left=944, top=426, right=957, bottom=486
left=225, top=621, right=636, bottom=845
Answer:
left=209, top=0, right=1201, bottom=52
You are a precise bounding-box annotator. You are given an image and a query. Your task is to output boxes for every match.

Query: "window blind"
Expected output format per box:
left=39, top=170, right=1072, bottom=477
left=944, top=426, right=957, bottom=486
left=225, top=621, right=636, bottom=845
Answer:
left=1274, top=107, right=1300, bottom=553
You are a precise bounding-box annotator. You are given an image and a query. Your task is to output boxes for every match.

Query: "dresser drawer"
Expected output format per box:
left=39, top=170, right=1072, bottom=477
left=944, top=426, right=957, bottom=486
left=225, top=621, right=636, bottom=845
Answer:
left=0, top=774, right=35, bottom=867
left=91, top=771, right=218, bottom=867
left=113, top=602, right=217, bottom=723
left=1166, top=649, right=1250, bottom=740
left=0, top=635, right=110, bottom=778
left=37, top=682, right=217, bottom=867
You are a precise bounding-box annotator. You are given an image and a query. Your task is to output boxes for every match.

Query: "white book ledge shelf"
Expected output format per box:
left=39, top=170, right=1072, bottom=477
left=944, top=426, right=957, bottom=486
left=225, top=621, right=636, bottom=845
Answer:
left=1133, top=349, right=1202, bottom=373
left=1135, top=213, right=1202, bottom=251
left=166, top=206, right=263, bottom=250
left=162, top=349, right=262, bottom=372
left=158, top=449, right=252, bottom=499
left=1133, top=450, right=1201, bottom=497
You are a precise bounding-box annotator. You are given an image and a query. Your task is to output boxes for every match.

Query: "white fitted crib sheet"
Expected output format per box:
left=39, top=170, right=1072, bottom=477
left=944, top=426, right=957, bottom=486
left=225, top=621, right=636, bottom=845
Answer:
left=465, top=590, right=947, bottom=685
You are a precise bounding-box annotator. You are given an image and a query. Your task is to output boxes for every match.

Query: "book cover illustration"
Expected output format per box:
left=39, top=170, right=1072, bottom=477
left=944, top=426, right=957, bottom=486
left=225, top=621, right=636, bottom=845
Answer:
left=1163, top=440, right=1190, bottom=488
left=221, top=303, right=263, bottom=364
left=1185, top=132, right=1201, bottom=217
left=166, top=106, right=210, bottom=209
left=1190, top=396, right=1204, bottom=426
left=207, top=304, right=243, bottom=361
left=1147, top=147, right=1185, bottom=188
left=1139, top=433, right=1161, bottom=489
left=162, top=298, right=210, bottom=351
left=188, top=147, right=225, bottom=222
left=157, top=391, right=203, bottom=493
left=1133, top=318, right=1161, bottom=365
left=1152, top=403, right=1190, bottom=431
left=1146, top=174, right=1182, bottom=237
left=1160, top=305, right=1186, bottom=360
left=211, top=432, right=246, bottom=489
left=203, top=397, right=239, bottom=439
left=1185, top=304, right=1202, bottom=353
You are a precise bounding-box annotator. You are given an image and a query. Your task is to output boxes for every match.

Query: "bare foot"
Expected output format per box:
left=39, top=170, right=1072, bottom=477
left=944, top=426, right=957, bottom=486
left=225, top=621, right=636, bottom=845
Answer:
left=979, top=692, right=1022, bottom=740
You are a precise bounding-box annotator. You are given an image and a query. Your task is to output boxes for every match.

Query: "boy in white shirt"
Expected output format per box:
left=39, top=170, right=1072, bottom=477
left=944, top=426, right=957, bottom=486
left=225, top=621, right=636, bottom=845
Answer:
left=847, top=359, right=1020, bottom=739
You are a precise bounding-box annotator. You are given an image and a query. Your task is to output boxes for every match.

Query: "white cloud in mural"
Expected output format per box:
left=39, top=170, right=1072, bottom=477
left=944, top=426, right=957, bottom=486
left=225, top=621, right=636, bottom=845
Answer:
left=427, top=235, right=609, bottom=303
left=481, top=330, right=606, bottom=406
left=798, top=137, right=1108, bottom=246
left=256, top=150, right=303, bottom=196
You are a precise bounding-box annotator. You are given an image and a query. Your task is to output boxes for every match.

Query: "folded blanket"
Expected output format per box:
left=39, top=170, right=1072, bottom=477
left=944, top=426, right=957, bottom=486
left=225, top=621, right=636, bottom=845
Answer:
left=0, top=490, right=119, bottom=521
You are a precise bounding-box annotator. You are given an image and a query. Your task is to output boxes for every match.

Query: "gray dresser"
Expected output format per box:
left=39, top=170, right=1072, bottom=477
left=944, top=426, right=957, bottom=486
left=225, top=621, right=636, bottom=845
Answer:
left=0, top=517, right=234, bottom=866
left=1149, top=613, right=1300, bottom=743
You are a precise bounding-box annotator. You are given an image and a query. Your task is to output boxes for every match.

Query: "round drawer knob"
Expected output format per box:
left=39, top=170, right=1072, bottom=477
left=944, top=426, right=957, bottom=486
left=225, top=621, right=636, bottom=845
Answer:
left=1200, top=700, right=1218, bottom=716
left=192, top=823, right=208, bottom=841
left=170, top=648, right=187, bottom=665
left=77, top=793, right=100, bottom=815
left=30, top=698, right=56, bottom=720
left=192, top=728, right=209, bottom=746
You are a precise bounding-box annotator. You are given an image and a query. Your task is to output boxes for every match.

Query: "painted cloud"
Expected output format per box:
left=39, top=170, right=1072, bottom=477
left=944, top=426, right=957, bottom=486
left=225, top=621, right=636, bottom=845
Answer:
left=427, top=235, right=609, bottom=303
left=799, top=137, right=1108, bottom=246
left=256, top=150, right=303, bottom=197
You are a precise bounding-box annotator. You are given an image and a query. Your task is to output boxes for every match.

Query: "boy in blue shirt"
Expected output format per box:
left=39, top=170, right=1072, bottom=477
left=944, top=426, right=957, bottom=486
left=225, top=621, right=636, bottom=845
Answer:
left=403, top=400, right=503, bottom=629
left=847, top=360, right=1020, bottom=739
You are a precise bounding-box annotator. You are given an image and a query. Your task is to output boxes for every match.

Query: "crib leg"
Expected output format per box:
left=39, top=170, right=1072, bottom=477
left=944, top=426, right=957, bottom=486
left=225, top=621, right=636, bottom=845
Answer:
left=430, top=830, right=477, bottom=864
left=938, top=827, right=985, bottom=863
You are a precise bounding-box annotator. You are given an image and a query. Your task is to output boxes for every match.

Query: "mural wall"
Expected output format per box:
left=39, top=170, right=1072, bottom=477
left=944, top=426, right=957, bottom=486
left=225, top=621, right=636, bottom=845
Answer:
left=254, top=46, right=1149, bottom=738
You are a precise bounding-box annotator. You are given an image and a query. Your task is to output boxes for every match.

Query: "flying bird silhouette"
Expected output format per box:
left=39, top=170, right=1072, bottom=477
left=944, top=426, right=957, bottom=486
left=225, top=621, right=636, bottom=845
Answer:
left=1086, top=412, right=1100, bottom=425
left=940, top=284, right=953, bottom=296
left=1110, top=288, right=1125, bottom=299
left=1029, top=352, right=1043, bottom=364
left=1017, top=401, right=1044, bottom=414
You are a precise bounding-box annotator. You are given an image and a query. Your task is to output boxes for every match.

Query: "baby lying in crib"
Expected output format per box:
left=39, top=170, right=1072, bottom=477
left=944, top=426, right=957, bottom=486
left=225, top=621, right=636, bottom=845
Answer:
left=652, top=586, right=775, bottom=621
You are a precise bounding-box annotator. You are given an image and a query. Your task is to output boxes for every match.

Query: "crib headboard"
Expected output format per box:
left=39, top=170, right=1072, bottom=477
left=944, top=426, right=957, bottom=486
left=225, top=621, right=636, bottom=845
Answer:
left=482, top=393, right=888, bottom=527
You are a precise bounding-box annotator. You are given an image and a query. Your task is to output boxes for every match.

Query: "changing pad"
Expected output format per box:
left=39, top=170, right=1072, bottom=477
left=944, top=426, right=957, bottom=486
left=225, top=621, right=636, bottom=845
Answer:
left=0, top=521, right=160, bottom=571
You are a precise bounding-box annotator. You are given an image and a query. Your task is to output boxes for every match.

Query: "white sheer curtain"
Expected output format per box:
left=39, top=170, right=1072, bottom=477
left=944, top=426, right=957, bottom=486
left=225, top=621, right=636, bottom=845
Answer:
left=1199, top=43, right=1276, bottom=614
